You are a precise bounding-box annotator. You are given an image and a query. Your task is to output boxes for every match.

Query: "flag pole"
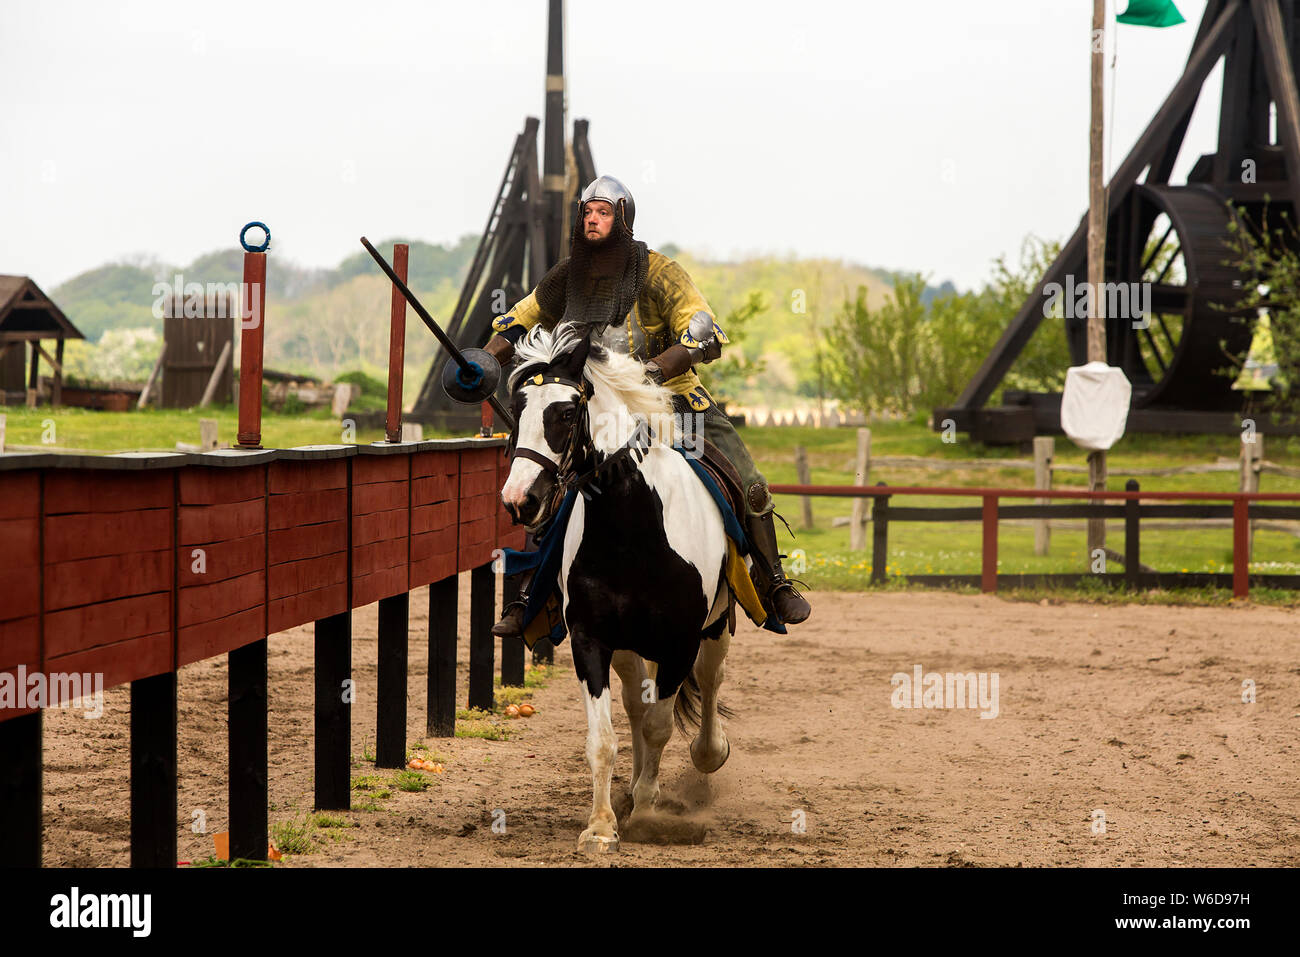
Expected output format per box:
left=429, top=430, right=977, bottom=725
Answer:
left=1087, top=0, right=1109, bottom=566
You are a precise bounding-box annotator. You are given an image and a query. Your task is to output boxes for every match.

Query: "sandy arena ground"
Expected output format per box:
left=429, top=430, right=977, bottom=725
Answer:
left=38, top=583, right=1300, bottom=867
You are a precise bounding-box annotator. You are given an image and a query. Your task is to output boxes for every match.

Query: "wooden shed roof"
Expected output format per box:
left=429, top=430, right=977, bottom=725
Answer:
left=0, top=275, right=84, bottom=341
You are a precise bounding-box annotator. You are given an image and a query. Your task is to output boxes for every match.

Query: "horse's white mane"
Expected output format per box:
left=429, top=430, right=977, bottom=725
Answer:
left=510, top=323, right=682, bottom=447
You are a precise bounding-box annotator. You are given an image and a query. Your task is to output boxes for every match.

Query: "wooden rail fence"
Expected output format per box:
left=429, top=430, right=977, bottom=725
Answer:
left=769, top=480, right=1300, bottom=598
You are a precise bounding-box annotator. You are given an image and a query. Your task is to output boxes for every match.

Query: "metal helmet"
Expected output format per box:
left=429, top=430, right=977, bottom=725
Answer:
left=579, top=175, right=635, bottom=229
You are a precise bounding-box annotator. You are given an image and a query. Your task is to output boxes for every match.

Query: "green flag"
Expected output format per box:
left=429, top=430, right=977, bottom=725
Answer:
left=1117, top=0, right=1185, bottom=27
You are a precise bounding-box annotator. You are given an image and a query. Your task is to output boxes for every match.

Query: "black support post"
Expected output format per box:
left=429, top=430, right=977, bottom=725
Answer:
left=500, top=571, right=525, bottom=687
left=427, top=574, right=457, bottom=737
left=130, top=671, right=177, bottom=868
left=228, top=638, right=268, bottom=861
left=376, top=592, right=408, bottom=768
left=468, top=563, right=496, bottom=711
left=314, top=612, right=351, bottom=811
left=0, top=710, right=42, bottom=867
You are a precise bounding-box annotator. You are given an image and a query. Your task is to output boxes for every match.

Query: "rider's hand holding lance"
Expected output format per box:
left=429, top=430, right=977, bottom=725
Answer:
left=484, top=176, right=811, bottom=636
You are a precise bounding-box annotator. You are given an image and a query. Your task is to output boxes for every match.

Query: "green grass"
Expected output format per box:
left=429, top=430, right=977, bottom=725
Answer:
left=270, top=812, right=318, bottom=855
left=747, top=416, right=1300, bottom=601
left=351, top=774, right=392, bottom=800
left=407, top=745, right=450, bottom=765
left=312, top=813, right=356, bottom=829
left=0, top=402, right=463, bottom=452
left=454, top=706, right=512, bottom=740
left=394, top=770, right=430, bottom=792
left=522, top=663, right=557, bottom=688
left=187, top=856, right=276, bottom=868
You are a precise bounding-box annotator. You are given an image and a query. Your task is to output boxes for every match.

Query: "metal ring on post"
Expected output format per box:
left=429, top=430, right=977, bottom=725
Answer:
left=240, top=222, right=271, bottom=253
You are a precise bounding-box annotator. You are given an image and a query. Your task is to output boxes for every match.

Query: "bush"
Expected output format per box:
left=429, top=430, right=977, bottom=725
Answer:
left=823, top=236, right=1071, bottom=416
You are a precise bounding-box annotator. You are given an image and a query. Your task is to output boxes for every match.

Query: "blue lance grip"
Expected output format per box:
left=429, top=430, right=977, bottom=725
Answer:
left=456, top=361, right=484, bottom=391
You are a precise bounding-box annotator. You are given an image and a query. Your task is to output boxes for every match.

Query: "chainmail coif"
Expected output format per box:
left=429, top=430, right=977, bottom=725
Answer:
left=534, top=200, right=649, bottom=340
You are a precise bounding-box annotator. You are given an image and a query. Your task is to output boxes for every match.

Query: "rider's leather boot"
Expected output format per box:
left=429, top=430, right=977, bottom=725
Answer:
left=491, top=569, right=534, bottom=639
left=744, top=510, right=811, bottom=626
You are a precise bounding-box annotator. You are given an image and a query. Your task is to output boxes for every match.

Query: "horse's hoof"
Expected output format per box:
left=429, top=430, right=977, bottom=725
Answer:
left=690, top=735, right=730, bottom=773
left=579, top=833, right=620, bottom=854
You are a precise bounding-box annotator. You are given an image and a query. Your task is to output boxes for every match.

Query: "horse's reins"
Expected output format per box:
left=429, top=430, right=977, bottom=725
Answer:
left=508, top=369, right=657, bottom=515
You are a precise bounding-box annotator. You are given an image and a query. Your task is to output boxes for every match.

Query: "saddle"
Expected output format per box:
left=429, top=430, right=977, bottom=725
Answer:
left=696, top=438, right=746, bottom=534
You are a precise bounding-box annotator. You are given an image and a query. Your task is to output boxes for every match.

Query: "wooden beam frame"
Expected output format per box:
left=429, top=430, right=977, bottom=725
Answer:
left=1251, top=0, right=1300, bottom=214
left=950, top=0, right=1243, bottom=414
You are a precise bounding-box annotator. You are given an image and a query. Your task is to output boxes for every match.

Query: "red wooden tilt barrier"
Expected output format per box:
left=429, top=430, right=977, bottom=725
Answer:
left=0, top=230, right=527, bottom=868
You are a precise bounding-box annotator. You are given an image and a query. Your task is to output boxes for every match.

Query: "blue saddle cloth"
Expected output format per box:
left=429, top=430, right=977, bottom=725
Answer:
left=501, top=446, right=785, bottom=643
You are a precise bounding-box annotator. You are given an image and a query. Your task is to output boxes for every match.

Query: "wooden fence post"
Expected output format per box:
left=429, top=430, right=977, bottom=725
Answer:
left=1233, top=498, right=1250, bottom=599
left=1034, top=436, right=1053, bottom=556
left=981, top=495, right=998, bottom=593
left=237, top=236, right=268, bottom=449
left=1241, top=431, right=1263, bottom=562
left=1124, top=479, right=1140, bottom=590
left=851, top=428, right=871, bottom=551
left=385, top=243, right=409, bottom=443
left=199, top=418, right=219, bottom=451
left=871, top=483, right=889, bottom=584
left=794, top=445, right=814, bottom=530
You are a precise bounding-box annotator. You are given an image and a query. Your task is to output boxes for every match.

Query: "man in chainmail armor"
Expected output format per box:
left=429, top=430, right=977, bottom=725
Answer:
left=484, top=175, right=811, bottom=635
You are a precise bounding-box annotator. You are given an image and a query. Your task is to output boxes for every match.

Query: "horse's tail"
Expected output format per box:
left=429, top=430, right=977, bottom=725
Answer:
left=672, top=668, right=737, bottom=735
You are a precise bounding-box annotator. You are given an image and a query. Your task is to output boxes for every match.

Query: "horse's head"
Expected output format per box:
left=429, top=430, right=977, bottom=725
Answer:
left=500, top=333, right=593, bottom=528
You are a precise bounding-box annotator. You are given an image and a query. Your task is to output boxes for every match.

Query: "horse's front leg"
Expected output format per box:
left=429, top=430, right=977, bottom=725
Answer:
left=612, top=650, right=649, bottom=787
left=627, top=658, right=677, bottom=820
left=572, top=631, right=618, bottom=853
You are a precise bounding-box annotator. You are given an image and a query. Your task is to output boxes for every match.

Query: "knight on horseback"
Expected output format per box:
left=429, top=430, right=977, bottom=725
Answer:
left=486, top=175, right=811, bottom=634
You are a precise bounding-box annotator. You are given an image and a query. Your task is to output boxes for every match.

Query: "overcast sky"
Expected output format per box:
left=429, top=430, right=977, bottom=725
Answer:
left=1, top=0, right=1226, bottom=292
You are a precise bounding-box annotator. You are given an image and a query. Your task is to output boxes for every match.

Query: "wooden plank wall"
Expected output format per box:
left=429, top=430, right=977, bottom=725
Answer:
left=268, top=460, right=348, bottom=634
left=0, top=440, right=521, bottom=721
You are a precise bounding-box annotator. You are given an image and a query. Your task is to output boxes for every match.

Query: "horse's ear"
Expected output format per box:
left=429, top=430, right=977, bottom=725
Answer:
left=553, top=333, right=592, bottom=380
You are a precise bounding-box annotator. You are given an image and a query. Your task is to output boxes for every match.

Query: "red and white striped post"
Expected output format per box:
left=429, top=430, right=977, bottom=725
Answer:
left=385, top=243, right=409, bottom=443
left=237, top=223, right=270, bottom=449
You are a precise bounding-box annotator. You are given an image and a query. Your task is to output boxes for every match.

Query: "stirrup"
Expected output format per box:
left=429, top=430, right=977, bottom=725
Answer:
left=768, top=575, right=811, bottom=625
left=491, top=598, right=527, bottom=639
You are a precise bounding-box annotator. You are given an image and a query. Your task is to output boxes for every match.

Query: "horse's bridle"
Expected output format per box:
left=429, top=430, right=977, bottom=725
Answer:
left=508, top=367, right=659, bottom=525
left=507, top=372, right=591, bottom=521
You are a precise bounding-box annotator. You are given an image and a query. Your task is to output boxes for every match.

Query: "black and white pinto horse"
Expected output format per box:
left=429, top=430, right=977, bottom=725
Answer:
left=500, top=322, right=734, bottom=853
